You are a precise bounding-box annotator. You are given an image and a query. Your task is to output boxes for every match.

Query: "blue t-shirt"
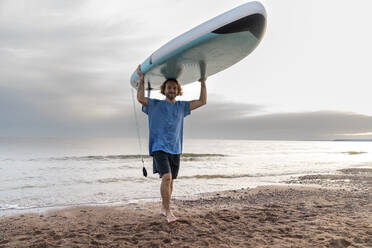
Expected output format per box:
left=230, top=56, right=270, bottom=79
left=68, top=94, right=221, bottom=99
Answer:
left=142, top=98, right=190, bottom=155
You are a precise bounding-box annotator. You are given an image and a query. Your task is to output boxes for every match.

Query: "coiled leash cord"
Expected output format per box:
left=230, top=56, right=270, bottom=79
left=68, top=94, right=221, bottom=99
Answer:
left=130, top=87, right=147, bottom=177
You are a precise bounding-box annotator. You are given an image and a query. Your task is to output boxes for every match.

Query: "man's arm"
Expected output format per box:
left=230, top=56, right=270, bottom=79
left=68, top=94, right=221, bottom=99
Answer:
left=190, top=78, right=207, bottom=111
left=136, top=65, right=148, bottom=106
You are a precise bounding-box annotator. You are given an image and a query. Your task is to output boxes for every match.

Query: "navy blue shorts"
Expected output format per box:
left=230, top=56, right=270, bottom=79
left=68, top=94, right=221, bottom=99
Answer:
left=152, top=151, right=180, bottom=179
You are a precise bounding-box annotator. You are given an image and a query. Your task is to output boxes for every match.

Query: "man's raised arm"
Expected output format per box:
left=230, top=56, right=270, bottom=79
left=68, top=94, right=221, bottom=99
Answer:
left=190, top=78, right=207, bottom=111
left=136, top=65, right=148, bottom=106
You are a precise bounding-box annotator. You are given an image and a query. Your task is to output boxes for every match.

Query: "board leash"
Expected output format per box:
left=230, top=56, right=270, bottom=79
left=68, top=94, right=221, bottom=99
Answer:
left=130, top=87, right=147, bottom=177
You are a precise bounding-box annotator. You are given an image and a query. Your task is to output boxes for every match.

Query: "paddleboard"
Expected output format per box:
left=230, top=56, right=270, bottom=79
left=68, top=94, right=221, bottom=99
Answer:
left=130, top=1, right=266, bottom=90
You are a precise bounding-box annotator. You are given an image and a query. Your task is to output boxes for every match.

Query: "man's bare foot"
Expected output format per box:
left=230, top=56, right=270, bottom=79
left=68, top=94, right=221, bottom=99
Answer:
left=160, top=207, right=166, bottom=216
left=166, top=211, right=178, bottom=223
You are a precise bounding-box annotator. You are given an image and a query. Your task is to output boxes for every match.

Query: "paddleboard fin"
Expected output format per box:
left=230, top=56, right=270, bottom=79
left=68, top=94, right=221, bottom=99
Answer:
left=147, top=81, right=152, bottom=98
left=198, top=60, right=206, bottom=80
left=160, top=63, right=183, bottom=80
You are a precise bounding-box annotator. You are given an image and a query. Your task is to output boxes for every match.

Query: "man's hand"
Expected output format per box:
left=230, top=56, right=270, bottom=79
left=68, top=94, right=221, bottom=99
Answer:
left=199, top=77, right=207, bottom=84
left=136, top=64, right=148, bottom=106
left=137, top=65, right=144, bottom=81
left=190, top=77, right=207, bottom=111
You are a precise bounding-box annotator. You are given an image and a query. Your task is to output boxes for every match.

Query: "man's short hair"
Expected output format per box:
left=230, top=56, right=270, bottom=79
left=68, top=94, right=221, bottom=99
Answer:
left=160, top=78, right=183, bottom=96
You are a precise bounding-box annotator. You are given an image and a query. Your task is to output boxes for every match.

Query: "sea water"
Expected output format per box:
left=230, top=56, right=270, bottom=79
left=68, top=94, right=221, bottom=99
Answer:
left=0, top=137, right=371, bottom=216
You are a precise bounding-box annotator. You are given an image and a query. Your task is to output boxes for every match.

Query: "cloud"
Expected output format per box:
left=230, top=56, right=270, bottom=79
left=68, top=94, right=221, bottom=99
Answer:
left=1, top=1, right=371, bottom=140
left=1, top=82, right=372, bottom=140
left=0, top=86, right=138, bottom=137
left=0, top=0, right=154, bottom=137
left=185, top=107, right=372, bottom=140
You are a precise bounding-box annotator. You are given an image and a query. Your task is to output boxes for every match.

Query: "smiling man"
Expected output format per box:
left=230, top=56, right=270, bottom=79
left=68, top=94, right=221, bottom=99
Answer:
left=136, top=65, right=207, bottom=223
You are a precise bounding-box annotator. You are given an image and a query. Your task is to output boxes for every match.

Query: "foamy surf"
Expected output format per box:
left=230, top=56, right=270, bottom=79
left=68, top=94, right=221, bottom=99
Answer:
left=1, top=138, right=371, bottom=216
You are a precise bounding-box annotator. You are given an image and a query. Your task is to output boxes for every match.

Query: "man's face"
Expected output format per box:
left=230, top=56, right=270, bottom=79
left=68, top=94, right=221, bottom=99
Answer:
left=164, top=81, right=178, bottom=100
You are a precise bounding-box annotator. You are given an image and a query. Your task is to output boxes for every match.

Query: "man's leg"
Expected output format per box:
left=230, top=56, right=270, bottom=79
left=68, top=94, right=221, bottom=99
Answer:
left=160, top=173, right=177, bottom=223
left=161, top=178, right=174, bottom=214
left=168, top=154, right=178, bottom=203
left=170, top=179, right=174, bottom=196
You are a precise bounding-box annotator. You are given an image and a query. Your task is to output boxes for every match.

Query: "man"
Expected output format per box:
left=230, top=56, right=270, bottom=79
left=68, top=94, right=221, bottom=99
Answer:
left=136, top=65, right=207, bottom=223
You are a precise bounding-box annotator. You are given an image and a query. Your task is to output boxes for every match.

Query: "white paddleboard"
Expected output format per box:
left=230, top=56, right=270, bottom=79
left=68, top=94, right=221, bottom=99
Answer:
left=131, top=1, right=266, bottom=90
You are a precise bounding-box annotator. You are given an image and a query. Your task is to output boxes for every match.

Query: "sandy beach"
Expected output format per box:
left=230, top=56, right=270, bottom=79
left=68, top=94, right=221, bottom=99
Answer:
left=1, top=168, right=371, bottom=248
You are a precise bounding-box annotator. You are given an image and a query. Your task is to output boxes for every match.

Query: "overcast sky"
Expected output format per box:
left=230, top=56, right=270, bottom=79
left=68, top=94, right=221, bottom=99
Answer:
left=1, top=0, right=372, bottom=140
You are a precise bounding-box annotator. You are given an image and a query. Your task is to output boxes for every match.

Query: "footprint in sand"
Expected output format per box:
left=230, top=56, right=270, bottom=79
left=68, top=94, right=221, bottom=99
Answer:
left=95, top=233, right=105, bottom=240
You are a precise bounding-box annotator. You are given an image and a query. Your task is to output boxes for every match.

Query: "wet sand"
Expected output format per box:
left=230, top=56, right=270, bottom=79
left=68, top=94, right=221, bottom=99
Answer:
left=1, top=168, right=371, bottom=247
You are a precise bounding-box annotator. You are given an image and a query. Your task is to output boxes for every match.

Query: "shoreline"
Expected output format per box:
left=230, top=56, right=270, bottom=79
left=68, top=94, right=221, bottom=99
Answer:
left=1, top=168, right=371, bottom=247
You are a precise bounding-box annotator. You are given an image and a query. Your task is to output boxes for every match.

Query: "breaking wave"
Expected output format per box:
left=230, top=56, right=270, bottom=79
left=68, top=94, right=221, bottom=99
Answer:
left=38, top=153, right=225, bottom=161
left=179, top=174, right=253, bottom=179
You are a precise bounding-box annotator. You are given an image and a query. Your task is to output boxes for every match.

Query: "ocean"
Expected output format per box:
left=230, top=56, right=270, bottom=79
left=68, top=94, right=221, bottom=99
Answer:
left=0, top=137, right=371, bottom=216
